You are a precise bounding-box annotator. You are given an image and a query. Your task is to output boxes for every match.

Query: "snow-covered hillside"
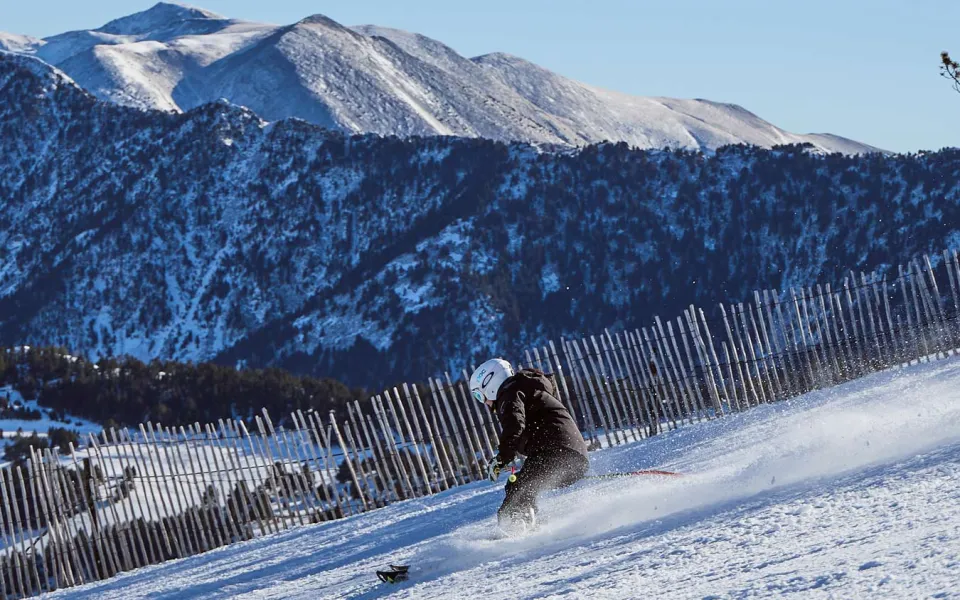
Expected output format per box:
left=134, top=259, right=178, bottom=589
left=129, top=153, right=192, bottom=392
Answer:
left=49, top=354, right=960, bottom=598
left=0, top=2, right=880, bottom=153
left=0, top=385, right=101, bottom=458
left=1, top=51, right=957, bottom=388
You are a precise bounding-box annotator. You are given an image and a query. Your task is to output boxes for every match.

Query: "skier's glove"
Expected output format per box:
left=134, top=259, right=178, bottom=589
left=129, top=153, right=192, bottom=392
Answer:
left=486, top=457, right=504, bottom=482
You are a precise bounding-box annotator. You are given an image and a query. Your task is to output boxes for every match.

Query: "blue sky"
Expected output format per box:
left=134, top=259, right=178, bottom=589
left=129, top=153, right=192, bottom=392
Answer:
left=3, top=0, right=958, bottom=153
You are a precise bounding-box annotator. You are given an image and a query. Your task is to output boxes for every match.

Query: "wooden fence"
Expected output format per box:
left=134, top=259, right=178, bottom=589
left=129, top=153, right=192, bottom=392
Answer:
left=3, top=248, right=960, bottom=597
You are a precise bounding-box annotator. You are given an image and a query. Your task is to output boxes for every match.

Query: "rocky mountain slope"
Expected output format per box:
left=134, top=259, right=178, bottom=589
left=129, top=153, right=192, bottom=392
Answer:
left=1, top=2, right=880, bottom=153
left=0, top=53, right=956, bottom=387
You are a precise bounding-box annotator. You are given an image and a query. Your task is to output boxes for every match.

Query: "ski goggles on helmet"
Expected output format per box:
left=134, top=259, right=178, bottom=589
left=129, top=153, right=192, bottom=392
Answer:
left=472, top=389, right=485, bottom=403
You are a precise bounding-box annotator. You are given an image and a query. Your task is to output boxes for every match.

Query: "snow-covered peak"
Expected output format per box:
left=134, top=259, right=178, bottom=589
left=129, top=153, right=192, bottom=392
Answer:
left=295, top=14, right=350, bottom=30
left=97, top=2, right=224, bottom=36
left=0, top=32, right=44, bottom=55
left=1, top=5, right=882, bottom=153
left=0, top=51, right=82, bottom=93
left=471, top=51, right=542, bottom=70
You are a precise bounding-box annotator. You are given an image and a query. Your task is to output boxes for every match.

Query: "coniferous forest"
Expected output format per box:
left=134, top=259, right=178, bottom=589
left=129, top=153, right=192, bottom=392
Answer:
left=0, top=346, right=366, bottom=430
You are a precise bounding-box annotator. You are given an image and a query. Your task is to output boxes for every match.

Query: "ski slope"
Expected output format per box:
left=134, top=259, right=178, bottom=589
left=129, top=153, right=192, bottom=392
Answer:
left=53, top=356, right=960, bottom=599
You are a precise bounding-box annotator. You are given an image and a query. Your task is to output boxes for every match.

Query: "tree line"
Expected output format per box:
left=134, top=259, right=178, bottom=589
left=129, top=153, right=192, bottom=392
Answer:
left=0, top=346, right=370, bottom=431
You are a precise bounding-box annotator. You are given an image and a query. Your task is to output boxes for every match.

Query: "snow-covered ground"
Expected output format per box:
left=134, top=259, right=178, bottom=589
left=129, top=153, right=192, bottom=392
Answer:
left=52, top=356, right=960, bottom=599
left=0, top=385, right=102, bottom=455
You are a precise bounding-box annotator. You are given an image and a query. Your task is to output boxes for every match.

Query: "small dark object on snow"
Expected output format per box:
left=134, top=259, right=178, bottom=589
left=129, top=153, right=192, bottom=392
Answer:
left=376, top=564, right=410, bottom=584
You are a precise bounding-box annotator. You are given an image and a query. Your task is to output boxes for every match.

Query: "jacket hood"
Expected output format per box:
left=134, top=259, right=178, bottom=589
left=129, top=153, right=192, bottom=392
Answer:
left=498, top=368, right=556, bottom=399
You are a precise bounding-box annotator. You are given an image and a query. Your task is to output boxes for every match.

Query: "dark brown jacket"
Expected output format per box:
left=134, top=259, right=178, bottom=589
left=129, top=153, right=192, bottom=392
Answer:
left=494, top=369, right=588, bottom=463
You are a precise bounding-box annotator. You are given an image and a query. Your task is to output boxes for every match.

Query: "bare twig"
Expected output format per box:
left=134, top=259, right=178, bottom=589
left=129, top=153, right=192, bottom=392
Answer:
left=941, top=51, right=960, bottom=93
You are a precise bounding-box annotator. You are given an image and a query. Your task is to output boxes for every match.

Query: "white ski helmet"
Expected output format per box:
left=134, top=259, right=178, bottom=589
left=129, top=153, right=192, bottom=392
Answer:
left=469, top=358, right=514, bottom=403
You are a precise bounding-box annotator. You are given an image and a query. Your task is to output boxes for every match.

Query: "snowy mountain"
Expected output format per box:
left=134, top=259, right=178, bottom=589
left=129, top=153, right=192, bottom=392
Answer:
left=49, top=353, right=960, bottom=598
left=0, top=53, right=957, bottom=388
left=0, top=2, right=882, bottom=153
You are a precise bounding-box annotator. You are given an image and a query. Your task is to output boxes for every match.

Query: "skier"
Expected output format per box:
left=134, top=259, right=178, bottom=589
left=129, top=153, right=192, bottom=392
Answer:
left=469, top=358, right=589, bottom=532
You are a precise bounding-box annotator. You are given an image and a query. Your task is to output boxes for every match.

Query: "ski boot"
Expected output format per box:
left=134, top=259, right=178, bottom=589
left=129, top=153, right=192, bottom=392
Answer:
left=497, top=506, right=537, bottom=537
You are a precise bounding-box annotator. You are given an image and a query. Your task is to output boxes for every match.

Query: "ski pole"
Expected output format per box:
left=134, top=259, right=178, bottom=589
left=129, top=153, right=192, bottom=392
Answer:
left=583, top=469, right=681, bottom=480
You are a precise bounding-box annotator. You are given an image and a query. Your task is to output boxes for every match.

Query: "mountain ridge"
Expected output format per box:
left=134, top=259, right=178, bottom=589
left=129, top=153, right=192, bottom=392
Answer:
left=0, top=2, right=882, bottom=153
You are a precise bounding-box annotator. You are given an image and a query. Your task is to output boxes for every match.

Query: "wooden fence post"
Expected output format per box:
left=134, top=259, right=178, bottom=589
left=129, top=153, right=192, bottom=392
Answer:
left=761, top=290, right=794, bottom=395
left=75, top=443, right=117, bottom=578
left=561, top=339, right=600, bottom=441
left=689, top=306, right=724, bottom=416
left=202, top=423, right=245, bottom=542
left=27, top=450, right=61, bottom=590
left=33, top=449, right=72, bottom=589
left=596, top=334, right=643, bottom=440
left=610, top=331, right=652, bottom=433
left=811, top=286, right=839, bottom=383
left=408, top=384, right=450, bottom=491
left=137, top=425, right=186, bottom=555
left=0, top=468, right=29, bottom=598
left=305, top=412, right=349, bottom=518
left=221, top=419, right=276, bottom=534
left=645, top=326, right=685, bottom=426
left=291, top=411, right=337, bottom=518
left=205, top=423, right=256, bottom=539
left=735, top=303, right=769, bottom=404
left=321, top=413, right=365, bottom=514
left=905, top=263, right=929, bottom=359
left=427, top=381, right=466, bottom=486
left=787, top=289, right=816, bottom=389
left=402, top=383, right=441, bottom=490
left=458, top=375, right=497, bottom=463
left=309, top=412, right=352, bottom=517
left=372, top=395, right=416, bottom=499
left=446, top=375, right=492, bottom=464
left=331, top=414, right=374, bottom=509
left=349, top=403, right=399, bottom=501
left=625, top=330, right=662, bottom=430
left=176, top=426, right=218, bottom=550
left=750, top=301, right=783, bottom=401
left=257, top=414, right=306, bottom=527
left=13, top=466, right=45, bottom=592
left=122, top=430, right=172, bottom=560
left=654, top=318, right=698, bottom=423
left=589, top=335, right=637, bottom=441
left=570, top=338, right=619, bottom=446
left=544, top=342, right=580, bottom=432
left=345, top=404, right=388, bottom=503
left=341, top=422, right=379, bottom=510
left=89, top=433, right=135, bottom=570
left=109, top=429, right=158, bottom=566
left=942, top=250, right=960, bottom=346
left=435, top=379, right=484, bottom=479
left=179, top=425, right=224, bottom=550
left=604, top=330, right=650, bottom=434
left=923, top=256, right=949, bottom=356
left=166, top=426, right=212, bottom=553
left=719, top=343, right=740, bottom=412
left=640, top=328, right=681, bottom=430
left=44, top=449, right=84, bottom=588
left=381, top=391, right=425, bottom=496
left=53, top=451, right=95, bottom=585
left=720, top=304, right=756, bottom=407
